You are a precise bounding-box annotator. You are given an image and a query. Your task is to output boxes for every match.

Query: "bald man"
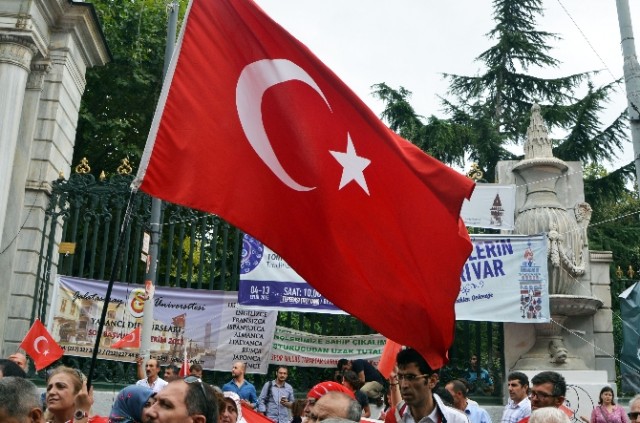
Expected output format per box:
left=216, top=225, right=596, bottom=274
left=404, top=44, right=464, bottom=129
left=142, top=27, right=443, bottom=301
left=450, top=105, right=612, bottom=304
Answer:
left=222, top=361, right=258, bottom=408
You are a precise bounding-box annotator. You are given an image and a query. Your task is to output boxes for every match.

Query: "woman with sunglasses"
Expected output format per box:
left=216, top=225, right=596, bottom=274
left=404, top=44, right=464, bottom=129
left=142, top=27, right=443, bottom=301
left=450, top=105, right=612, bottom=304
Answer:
left=44, top=365, right=107, bottom=423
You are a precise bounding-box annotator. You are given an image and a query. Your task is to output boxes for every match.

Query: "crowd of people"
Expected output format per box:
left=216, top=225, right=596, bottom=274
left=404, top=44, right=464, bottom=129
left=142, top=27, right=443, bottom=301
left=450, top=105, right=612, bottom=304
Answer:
left=0, top=349, right=639, bottom=423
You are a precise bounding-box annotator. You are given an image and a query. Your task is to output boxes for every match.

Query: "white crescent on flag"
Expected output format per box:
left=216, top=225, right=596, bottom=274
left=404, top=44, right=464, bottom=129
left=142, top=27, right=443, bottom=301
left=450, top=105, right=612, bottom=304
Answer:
left=236, top=59, right=332, bottom=192
left=33, top=336, right=49, bottom=354
left=123, top=331, right=136, bottom=343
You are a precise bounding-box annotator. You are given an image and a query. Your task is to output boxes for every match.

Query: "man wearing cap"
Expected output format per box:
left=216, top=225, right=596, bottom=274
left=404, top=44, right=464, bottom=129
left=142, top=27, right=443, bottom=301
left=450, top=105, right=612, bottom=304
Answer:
left=308, top=391, right=362, bottom=423
left=305, top=381, right=357, bottom=419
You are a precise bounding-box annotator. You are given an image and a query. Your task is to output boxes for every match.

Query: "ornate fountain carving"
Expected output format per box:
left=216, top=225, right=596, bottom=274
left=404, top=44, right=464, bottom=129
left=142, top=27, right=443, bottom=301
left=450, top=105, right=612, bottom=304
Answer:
left=512, top=104, right=602, bottom=370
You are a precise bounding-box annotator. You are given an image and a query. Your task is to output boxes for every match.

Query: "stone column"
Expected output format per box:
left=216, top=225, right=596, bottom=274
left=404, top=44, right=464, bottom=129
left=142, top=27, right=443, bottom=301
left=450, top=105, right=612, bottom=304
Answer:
left=0, top=60, right=50, bottom=353
left=0, top=35, right=36, bottom=249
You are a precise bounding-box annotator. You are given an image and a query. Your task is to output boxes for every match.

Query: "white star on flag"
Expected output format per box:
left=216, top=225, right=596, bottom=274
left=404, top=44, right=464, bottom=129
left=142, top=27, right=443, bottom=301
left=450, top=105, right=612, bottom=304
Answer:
left=330, top=133, right=371, bottom=195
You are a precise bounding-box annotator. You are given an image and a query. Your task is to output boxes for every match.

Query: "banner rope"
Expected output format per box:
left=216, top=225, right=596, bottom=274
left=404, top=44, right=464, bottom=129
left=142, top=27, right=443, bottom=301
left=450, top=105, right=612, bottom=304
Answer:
left=552, top=317, right=640, bottom=377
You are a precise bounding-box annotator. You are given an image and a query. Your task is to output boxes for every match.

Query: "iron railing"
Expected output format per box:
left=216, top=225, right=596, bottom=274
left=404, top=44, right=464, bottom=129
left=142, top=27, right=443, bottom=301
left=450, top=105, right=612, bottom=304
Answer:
left=34, top=160, right=504, bottom=398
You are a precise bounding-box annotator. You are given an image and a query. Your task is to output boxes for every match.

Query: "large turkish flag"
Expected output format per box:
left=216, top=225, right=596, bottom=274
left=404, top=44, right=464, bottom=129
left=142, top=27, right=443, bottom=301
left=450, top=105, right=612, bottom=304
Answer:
left=135, top=0, right=474, bottom=368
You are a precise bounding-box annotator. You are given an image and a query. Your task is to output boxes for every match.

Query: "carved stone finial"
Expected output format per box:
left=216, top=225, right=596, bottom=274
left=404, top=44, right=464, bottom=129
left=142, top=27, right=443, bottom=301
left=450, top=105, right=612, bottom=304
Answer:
left=58, top=170, right=65, bottom=180
left=99, top=171, right=106, bottom=181
left=75, top=157, right=91, bottom=174
left=628, top=265, right=635, bottom=279
left=523, top=103, right=554, bottom=160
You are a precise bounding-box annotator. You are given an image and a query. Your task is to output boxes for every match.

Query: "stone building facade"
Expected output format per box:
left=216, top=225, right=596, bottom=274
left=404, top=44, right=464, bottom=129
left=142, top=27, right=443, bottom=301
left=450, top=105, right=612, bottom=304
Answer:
left=0, top=0, right=108, bottom=356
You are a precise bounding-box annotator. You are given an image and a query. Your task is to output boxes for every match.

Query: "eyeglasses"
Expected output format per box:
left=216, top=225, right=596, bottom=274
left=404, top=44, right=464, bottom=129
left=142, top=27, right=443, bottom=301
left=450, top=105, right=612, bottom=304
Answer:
left=396, top=373, right=430, bottom=382
left=628, top=413, right=640, bottom=420
left=184, top=376, right=211, bottom=419
left=528, top=390, right=556, bottom=400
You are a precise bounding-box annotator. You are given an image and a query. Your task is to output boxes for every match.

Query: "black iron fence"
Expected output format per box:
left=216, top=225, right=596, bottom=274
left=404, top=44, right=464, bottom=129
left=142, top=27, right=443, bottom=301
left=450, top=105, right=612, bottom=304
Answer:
left=34, top=160, right=504, bottom=398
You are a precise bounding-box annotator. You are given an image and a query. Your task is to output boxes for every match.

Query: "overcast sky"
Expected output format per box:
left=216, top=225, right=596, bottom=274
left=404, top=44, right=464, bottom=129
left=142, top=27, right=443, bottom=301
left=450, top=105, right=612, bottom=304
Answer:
left=253, top=0, right=639, bottom=171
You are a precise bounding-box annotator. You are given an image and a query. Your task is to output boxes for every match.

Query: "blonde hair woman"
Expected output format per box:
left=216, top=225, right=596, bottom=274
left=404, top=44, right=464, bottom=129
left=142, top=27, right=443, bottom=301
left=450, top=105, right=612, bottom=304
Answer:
left=44, top=366, right=105, bottom=423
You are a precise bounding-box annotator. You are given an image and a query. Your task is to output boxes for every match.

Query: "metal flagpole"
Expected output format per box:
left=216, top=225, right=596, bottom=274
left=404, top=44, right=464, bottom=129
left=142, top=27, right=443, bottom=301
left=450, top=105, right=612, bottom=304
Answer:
left=616, top=0, right=640, bottom=193
left=139, top=0, right=179, bottom=371
left=86, top=191, right=136, bottom=390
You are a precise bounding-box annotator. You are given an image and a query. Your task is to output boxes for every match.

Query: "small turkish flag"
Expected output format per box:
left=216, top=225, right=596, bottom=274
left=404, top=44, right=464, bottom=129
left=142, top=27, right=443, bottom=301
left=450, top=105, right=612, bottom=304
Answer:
left=19, top=320, right=64, bottom=371
left=111, top=327, right=141, bottom=349
left=179, top=342, right=189, bottom=377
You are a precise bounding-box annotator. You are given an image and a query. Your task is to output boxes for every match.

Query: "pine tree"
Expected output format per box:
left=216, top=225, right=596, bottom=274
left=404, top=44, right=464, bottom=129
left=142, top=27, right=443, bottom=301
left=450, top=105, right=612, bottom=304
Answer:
left=373, top=0, right=631, bottom=188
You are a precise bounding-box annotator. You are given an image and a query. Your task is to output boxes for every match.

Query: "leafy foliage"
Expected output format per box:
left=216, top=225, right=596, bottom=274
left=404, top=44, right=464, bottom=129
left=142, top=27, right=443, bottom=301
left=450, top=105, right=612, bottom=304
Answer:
left=74, top=0, right=185, bottom=174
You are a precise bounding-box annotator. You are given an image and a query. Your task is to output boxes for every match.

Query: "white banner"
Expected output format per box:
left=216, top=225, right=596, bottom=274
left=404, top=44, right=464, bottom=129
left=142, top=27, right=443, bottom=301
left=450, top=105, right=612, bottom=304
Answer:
left=456, top=234, right=550, bottom=322
left=49, top=276, right=278, bottom=373
left=240, top=234, right=549, bottom=323
left=270, top=326, right=385, bottom=368
left=461, top=184, right=516, bottom=230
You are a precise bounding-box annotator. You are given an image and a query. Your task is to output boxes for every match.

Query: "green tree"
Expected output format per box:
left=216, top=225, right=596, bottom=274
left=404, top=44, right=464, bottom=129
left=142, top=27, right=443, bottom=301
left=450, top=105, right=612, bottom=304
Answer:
left=373, top=0, right=629, bottom=186
left=74, top=0, right=185, bottom=174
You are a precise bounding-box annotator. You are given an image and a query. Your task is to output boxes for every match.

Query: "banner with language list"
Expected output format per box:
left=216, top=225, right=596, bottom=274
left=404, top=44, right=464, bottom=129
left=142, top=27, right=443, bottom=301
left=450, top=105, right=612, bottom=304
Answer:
left=49, top=276, right=277, bottom=374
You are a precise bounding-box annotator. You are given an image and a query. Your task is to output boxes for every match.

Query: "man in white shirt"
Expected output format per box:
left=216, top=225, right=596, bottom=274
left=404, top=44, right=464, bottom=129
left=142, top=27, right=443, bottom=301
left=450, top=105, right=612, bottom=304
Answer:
left=501, top=372, right=531, bottom=423
left=392, top=348, right=467, bottom=423
left=446, top=379, right=492, bottom=423
left=136, top=357, right=168, bottom=393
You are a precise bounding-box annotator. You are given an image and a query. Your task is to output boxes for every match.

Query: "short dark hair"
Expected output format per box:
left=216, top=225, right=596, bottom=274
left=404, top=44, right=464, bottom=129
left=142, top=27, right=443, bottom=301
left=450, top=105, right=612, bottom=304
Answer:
left=337, top=359, right=349, bottom=371
left=342, top=370, right=363, bottom=390
left=276, top=365, right=288, bottom=373
left=447, top=379, right=468, bottom=398
left=165, top=364, right=179, bottom=373
left=0, top=359, right=26, bottom=378
left=396, top=348, right=435, bottom=375
left=508, top=371, right=529, bottom=388
left=185, top=380, right=218, bottom=423
left=190, top=363, right=203, bottom=372
left=531, top=371, right=566, bottom=397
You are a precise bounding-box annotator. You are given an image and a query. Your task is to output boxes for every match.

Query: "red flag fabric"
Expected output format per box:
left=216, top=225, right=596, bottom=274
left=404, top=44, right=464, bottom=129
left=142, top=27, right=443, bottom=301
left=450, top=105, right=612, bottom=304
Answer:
left=179, top=342, right=189, bottom=377
left=19, top=320, right=64, bottom=371
left=111, top=327, right=141, bottom=349
left=377, top=340, right=403, bottom=378
left=242, top=402, right=275, bottom=423
left=134, top=0, right=474, bottom=368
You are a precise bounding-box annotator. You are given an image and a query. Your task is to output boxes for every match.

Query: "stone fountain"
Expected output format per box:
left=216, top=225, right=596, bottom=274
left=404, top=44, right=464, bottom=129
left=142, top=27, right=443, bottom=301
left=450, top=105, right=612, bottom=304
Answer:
left=496, top=105, right=615, bottom=408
